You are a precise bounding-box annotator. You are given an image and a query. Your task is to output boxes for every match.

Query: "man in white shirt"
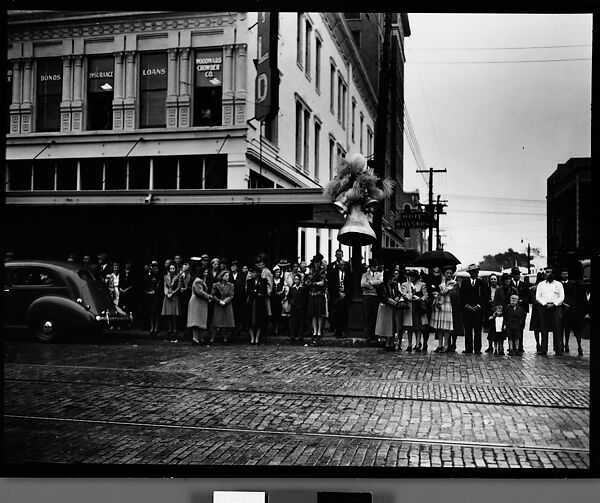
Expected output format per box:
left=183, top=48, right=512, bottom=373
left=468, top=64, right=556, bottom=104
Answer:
left=361, top=258, right=383, bottom=341
left=535, top=266, right=565, bottom=355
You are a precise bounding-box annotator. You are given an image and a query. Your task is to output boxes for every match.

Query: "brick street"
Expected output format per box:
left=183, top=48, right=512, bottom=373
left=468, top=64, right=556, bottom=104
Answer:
left=3, top=332, right=590, bottom=468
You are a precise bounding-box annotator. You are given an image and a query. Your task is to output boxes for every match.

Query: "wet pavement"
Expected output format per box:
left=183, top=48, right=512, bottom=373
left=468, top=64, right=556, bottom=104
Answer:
left=3, top=328, right=590, bottom=469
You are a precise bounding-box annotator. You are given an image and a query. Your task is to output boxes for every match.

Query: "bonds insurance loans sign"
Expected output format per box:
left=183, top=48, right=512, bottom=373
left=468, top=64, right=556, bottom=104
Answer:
left=195, top=51, right=222, bottom=87
left=397, top=210, right=433, bottom=229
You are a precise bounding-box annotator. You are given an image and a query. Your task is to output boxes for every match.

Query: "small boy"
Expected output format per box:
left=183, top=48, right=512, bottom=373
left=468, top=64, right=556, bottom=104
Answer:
left=287, top=273, right=308, bottom=342
left=487, top=304, right=505, bottom=355
left=504, top=294, right=526, bottom=355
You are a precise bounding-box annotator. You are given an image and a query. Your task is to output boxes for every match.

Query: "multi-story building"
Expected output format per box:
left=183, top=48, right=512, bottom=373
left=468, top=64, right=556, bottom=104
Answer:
left=5, top=11, right=411, bottom=268
left=547, top=157, right=592, bottom=273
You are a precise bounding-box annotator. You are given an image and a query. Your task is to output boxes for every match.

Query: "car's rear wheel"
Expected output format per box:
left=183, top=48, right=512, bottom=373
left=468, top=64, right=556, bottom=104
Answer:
left=33, top=318, right=59, bottom=343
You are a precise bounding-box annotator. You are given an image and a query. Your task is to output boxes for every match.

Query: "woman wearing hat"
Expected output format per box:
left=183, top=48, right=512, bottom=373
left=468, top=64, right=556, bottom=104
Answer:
left=161, top=262, right=182, bottom=340
left=400, top=269, right=429, bottom=352
left=361, top=258, right=384, bottom=341
left=144, top=261, right=162, bottom=337
left=375, top=269, right=403, bottom=350
left=187, top=267, right=213, bottom=345
left=210, top=270, right=235, bottom=343
left=430, top=267, right=458, bottom=353
left=270, top=265, right=287, bottom=336
left=305, top=253, right=328, bottom=345
left=245, top=265, right=269, bottom=345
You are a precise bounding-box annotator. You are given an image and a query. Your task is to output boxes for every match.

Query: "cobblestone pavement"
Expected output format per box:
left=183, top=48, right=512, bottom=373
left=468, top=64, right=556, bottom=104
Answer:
left=3, top=334, right=590, bottom=468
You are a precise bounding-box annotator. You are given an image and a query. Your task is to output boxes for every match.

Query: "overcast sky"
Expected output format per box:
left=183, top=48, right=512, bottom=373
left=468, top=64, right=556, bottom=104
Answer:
left=401, top=13, right=592, bottom=269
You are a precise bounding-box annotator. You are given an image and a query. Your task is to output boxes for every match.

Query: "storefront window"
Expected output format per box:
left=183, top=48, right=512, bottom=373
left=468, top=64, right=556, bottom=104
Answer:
left=139, top=53, right=167, bottom=128
left=56, top=160, right=77, bottom=190
left=153, top=156, right=178, bottom=189
left=33, top=160, right=55, bottom=190
left=104, top=158, right=127, bottom=190
left=7, top=161, right=32, bottom=191
left=128, top=157, right=150, bottom=189
left=36, top=59, right=62, bottom=132
left=179, top=155, right=227, bottom=189
left=87, top=56, right=114, bottom=130
left=80, top=158, right=103, bottom=190
left=193, top=50, right=222, bottom=126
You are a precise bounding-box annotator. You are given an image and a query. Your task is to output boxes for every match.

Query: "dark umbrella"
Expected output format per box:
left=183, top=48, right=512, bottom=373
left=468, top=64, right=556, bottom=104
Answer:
left=412, top=250, right=461, bottom=268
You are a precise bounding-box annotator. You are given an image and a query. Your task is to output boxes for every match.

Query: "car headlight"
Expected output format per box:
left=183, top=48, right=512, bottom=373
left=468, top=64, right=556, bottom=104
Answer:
left=76, top=298, right=91, bottom=310
left=95, top=315, right=102, bottom=321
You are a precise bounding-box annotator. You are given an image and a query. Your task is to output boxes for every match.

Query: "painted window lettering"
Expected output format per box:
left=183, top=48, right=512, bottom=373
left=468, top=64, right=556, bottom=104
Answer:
left=142, top=68, right=166, bottom=76
left=40, top=74, right=61, bottom=81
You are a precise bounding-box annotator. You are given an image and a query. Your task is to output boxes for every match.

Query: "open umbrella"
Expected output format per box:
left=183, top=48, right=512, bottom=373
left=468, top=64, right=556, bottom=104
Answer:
left=412, top=250, right=461, bottom=268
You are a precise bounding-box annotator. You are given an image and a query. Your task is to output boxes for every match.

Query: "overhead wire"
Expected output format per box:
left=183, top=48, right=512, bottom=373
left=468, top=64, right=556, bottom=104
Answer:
left=406, top=43, right=591, bottom=51
left=408, top=57, right=591, bottom=64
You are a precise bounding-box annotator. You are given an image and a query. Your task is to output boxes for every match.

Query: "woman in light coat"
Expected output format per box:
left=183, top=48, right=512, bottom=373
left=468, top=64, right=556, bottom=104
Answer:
left=400, top=269, right=429, bottom=352
left=430, top=267, right=458, bottom=353
left=187, top=267, right=213, bottom=345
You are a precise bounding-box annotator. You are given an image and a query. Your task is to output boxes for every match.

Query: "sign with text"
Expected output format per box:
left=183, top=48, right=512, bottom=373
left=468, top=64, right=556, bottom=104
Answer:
left=140, top=53, right=167, bottom=90
left=88, top=56, right=114, bottom=93
left=195, top=50, right=223, bottom=87
left=396, top=210, right=433, bottom=229
left=255, top=12, right=279, bottom=121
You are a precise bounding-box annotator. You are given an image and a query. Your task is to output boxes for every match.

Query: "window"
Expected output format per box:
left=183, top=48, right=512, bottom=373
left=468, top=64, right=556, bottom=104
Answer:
left=194, top=50, right=223, bottom=126
left=153, top=156, right=178, bottom=190
left=351, top=30, right=361, bottom=48
left=351, top=99, right=356, bottom=142
left=315, top=38, right=322, bottom=92
left=359, top=113, right=364, bottom=153
left=7, top=68, right=12, bottom=132
left=295, top=101, right=303, bottom=167
left=330, top=63, right=336, bottom=113
left=344, top=13, right=361, bottom=20
left=36, top=59, right=62, bottom=132
left=202, top=155, right=227, bottom=189
left=7, top=161, right=32, bottom=191
left=249, top=170, right=274, bottom=188
left=128, top=158, right=150, bottom=189
left=80, top=159, right=104, bottom=190
left=337, top=76, right=347, bottom=127
left=304, top=21, right=312, bottom=79
left=329, top=136, right=336, bottom=179
left=179, top=155, right=227, bottom=189
left=296, top=13, right=304, bottom=68
left=316, top=233, right=321, bottom=255
left=314, top=120, right=321, bottom=181
left=300, top=229, right=306, bottom=262
left=33, top=160, right=55, bottom=190
left=295, top=99, right=311, bottom=172
left=367, top=127, right=374, bottom=158
left=87, top=56, right=114, bottom=130
left=104, top=158, right=127, bottom=190
left=139, top=53, right=167, bottom=128
left=56, top=160, right=77, bottom=190
left=303, top=109, right=310, bottom=172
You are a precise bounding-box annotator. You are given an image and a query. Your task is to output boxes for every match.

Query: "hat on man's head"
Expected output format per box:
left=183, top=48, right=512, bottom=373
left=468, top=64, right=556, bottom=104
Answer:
left=501, top=272, right=511, bottom=280
left=511, top=267, right=521, bottom=274
left=200, top=254, right=210, bottom=260
left=466, top=263, right=480, bottom=273
left=311, top=253, right=324, bottom=263
left=278, top=258, right=290, bottom=267
left=368, top=258, right=378, bottom=267
left=150, top=260, right=159, bottom=266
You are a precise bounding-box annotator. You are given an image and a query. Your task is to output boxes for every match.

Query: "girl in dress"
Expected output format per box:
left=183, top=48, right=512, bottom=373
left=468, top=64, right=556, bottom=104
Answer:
left=486, top=304, right=506, bottom=355
left=161, top=263, right=181, bottom=340
left=187, top=267, right=213, bottom=345
left=430, top=267, right=458, bottom=353
left=210, top=270, right=235, bottom=343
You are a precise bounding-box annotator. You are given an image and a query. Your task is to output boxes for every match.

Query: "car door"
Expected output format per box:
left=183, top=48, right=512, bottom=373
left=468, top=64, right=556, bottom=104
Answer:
left=3, top=267, right=17, bottom=325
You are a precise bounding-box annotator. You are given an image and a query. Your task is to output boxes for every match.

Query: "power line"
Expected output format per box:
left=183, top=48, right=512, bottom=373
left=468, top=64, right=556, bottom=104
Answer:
left=451, top=209, right=545, bottom=216
left=408, top=57, right=591, bottom=64
left=445, top=193, right=545, bottom=203
left=407, top=43, right=591, bottom=51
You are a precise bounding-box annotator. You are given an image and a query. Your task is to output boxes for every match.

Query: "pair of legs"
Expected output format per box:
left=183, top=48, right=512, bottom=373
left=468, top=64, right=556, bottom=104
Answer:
left=165, top=315, right=178, bottom=337
left=149, top=314, right=159, bottom=335
left=493, top=339, right=505, bottom=355
left=191, top=327, right=209, bottom=344
left=435, top=330, right=450, bottom=352
left=311, top=316, right=324, bottom=342
left=405, top=329, right=423, bottom=351
left=539, top=305, right=563, bottom=355
left=210, top=327, right=231, bottom=343
left=249, top=325, right=263, bottom=344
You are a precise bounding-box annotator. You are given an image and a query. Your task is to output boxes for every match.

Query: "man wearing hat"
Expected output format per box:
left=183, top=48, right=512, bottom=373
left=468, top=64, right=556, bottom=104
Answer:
left=361, top=258, right=383, bottom=341
left=511, top=266, right=530, bottom=354
left=536, top=266, right=564, bottom=355
left=327, top=249, right=353, bottom=338
left=459, top=264, right=486, bottom=354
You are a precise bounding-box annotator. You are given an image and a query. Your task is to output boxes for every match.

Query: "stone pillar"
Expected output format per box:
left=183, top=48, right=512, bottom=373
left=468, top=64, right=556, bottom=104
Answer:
left=166, top=48, right=178, bottom=128
left=222, top=45, right=234, bottom=126
left=178, top=48, right=191, bottom=127
left=9, top=59, right=22, bottom=134
left=123, top=51, right=136, bottom=130
left=71, top=55, right=83, bottom=132
left=234, top=44, right=247, bottom=125
left=20, top=58, right=32, bottom=133
left=60, top=56, right=72, bottom=132
left=112, top=52, right=125, bottom=130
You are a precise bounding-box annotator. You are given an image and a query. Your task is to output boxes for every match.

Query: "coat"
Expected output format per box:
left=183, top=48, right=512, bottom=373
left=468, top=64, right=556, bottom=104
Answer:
left=512, top=279, right=531, bottom=314
left=187, top=278, right=211, bottom=329
left=504, top=304, right=526, bottom=331
left=460, top=277, right=486, bottom=312
left=399, top=279, right=428, bottom=328
left=211, top=282, right=235, bottom=328
left=327, top=261, right=353, bottom=300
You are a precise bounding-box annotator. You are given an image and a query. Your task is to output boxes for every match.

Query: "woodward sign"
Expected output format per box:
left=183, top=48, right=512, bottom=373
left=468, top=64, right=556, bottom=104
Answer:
left=396, top=210, right=433, bottom=229
left=195, top=52, right=222, bottom=87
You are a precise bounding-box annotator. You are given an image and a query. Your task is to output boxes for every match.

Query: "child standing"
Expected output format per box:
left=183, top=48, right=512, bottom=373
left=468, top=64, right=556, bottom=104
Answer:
left=505, top=294, right=526, bottom=356
left=287, top=273, right=308, bottom=343
left=487, top=304, right=505, bottom=355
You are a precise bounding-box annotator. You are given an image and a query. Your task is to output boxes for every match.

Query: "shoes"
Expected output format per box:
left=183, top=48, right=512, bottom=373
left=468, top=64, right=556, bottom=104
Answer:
left=422, top=345, right=428, bottom=353
left=439, top=347, right=447, bottom=353
left=192, top=339, right=200, bottom=345
left=485, top=347, right=493, bottom=353
left=434, top=347, right=441, bottom=353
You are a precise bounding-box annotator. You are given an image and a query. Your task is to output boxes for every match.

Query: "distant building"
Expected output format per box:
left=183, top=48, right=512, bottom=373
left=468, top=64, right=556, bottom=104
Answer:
left=547, top=157, right=591, bottom=273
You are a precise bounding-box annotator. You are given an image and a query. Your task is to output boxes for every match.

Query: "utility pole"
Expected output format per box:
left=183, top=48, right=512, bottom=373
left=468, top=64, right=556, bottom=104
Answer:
left=435, top=195, right=447, bottom=251
left=417, top=167, right=447, bottom=251
left=371, top=12, right=392, bottom=260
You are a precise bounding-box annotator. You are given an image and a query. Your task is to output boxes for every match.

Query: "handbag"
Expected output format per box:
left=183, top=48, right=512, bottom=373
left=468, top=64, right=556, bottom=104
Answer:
left=282, top=298, right=291, bottom=314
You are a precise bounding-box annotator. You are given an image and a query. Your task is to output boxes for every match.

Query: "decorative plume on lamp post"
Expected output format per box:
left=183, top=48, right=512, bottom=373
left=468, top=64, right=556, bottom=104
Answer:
left=324, top=153, right=394, bottom=246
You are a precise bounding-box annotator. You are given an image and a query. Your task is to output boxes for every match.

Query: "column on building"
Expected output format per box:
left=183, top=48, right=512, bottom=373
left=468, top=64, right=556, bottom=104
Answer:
left=222, top=44, right=234, bottom=126
left=20, top=58, right=32, bottom=133
left=112, top=52, right=125, bottom=130
left=234, top=44, right=247, bottom=125
left=71, top=55, right=83, bottom=132
left=60, top=55, right=73, bottom=132
left=123, top=51, right=136, bottom=130
left=166, top=48, right=179, bottom=128
left=177, top=48, right=191, bottom=127
left=9, top=59, right=22, bottom=133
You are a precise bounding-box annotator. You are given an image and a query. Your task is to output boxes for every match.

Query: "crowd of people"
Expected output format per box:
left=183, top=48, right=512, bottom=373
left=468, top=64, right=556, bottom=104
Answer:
left=55, top=250, right=589, bottom=355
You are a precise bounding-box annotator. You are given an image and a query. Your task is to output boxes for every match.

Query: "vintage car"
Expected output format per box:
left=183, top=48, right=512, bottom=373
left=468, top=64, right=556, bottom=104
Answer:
left=4, top=260, right=133, bottom=342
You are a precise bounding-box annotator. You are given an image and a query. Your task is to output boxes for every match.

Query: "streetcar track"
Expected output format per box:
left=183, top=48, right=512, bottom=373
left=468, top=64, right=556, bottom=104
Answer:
left=4, top=362, right=590, bottom=392
left=5, top=414, right=589, bottom=455
left=4, top=375, right=589, bottom=411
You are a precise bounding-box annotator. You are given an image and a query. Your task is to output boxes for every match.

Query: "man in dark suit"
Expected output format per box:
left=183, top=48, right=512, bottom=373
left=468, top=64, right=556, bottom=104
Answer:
left=230, top=260, right=247, bottom=337
left=560, top=268, right=577, bottom=353
left=511, top=266, right=531, bottom=354
left=287, top=272, right=308, bottom=342
left=573, top=280, right=589, bottom=356
left=460, top=263, right=486, bottom=354
left=327, top=249, right=353, bottom=338
left=97, top=252, right=111, bottom=283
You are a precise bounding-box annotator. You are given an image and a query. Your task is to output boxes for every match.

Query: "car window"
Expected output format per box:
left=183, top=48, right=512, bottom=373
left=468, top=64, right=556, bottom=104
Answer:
left=10, top=267, right=63, bottom=287
left=77, top=268, right=97, bottom=282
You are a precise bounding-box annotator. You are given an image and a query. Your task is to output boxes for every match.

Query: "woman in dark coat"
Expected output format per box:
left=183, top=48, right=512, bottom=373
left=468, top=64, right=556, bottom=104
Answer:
left=447, top=269, right=464, bottom=353
left=305, top=254, right=327, bottom=344
left=246, top=266, right=268, bottom=345
left=144, top=261, right=162, bottom=337
left=270, top=266, right=286, bottom=336
left=118, top=261, right=135, bottom=317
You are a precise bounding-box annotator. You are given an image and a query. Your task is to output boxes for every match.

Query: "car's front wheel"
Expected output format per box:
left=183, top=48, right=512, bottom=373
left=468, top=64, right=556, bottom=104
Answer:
left=32, top=318, right=59, bottom=342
